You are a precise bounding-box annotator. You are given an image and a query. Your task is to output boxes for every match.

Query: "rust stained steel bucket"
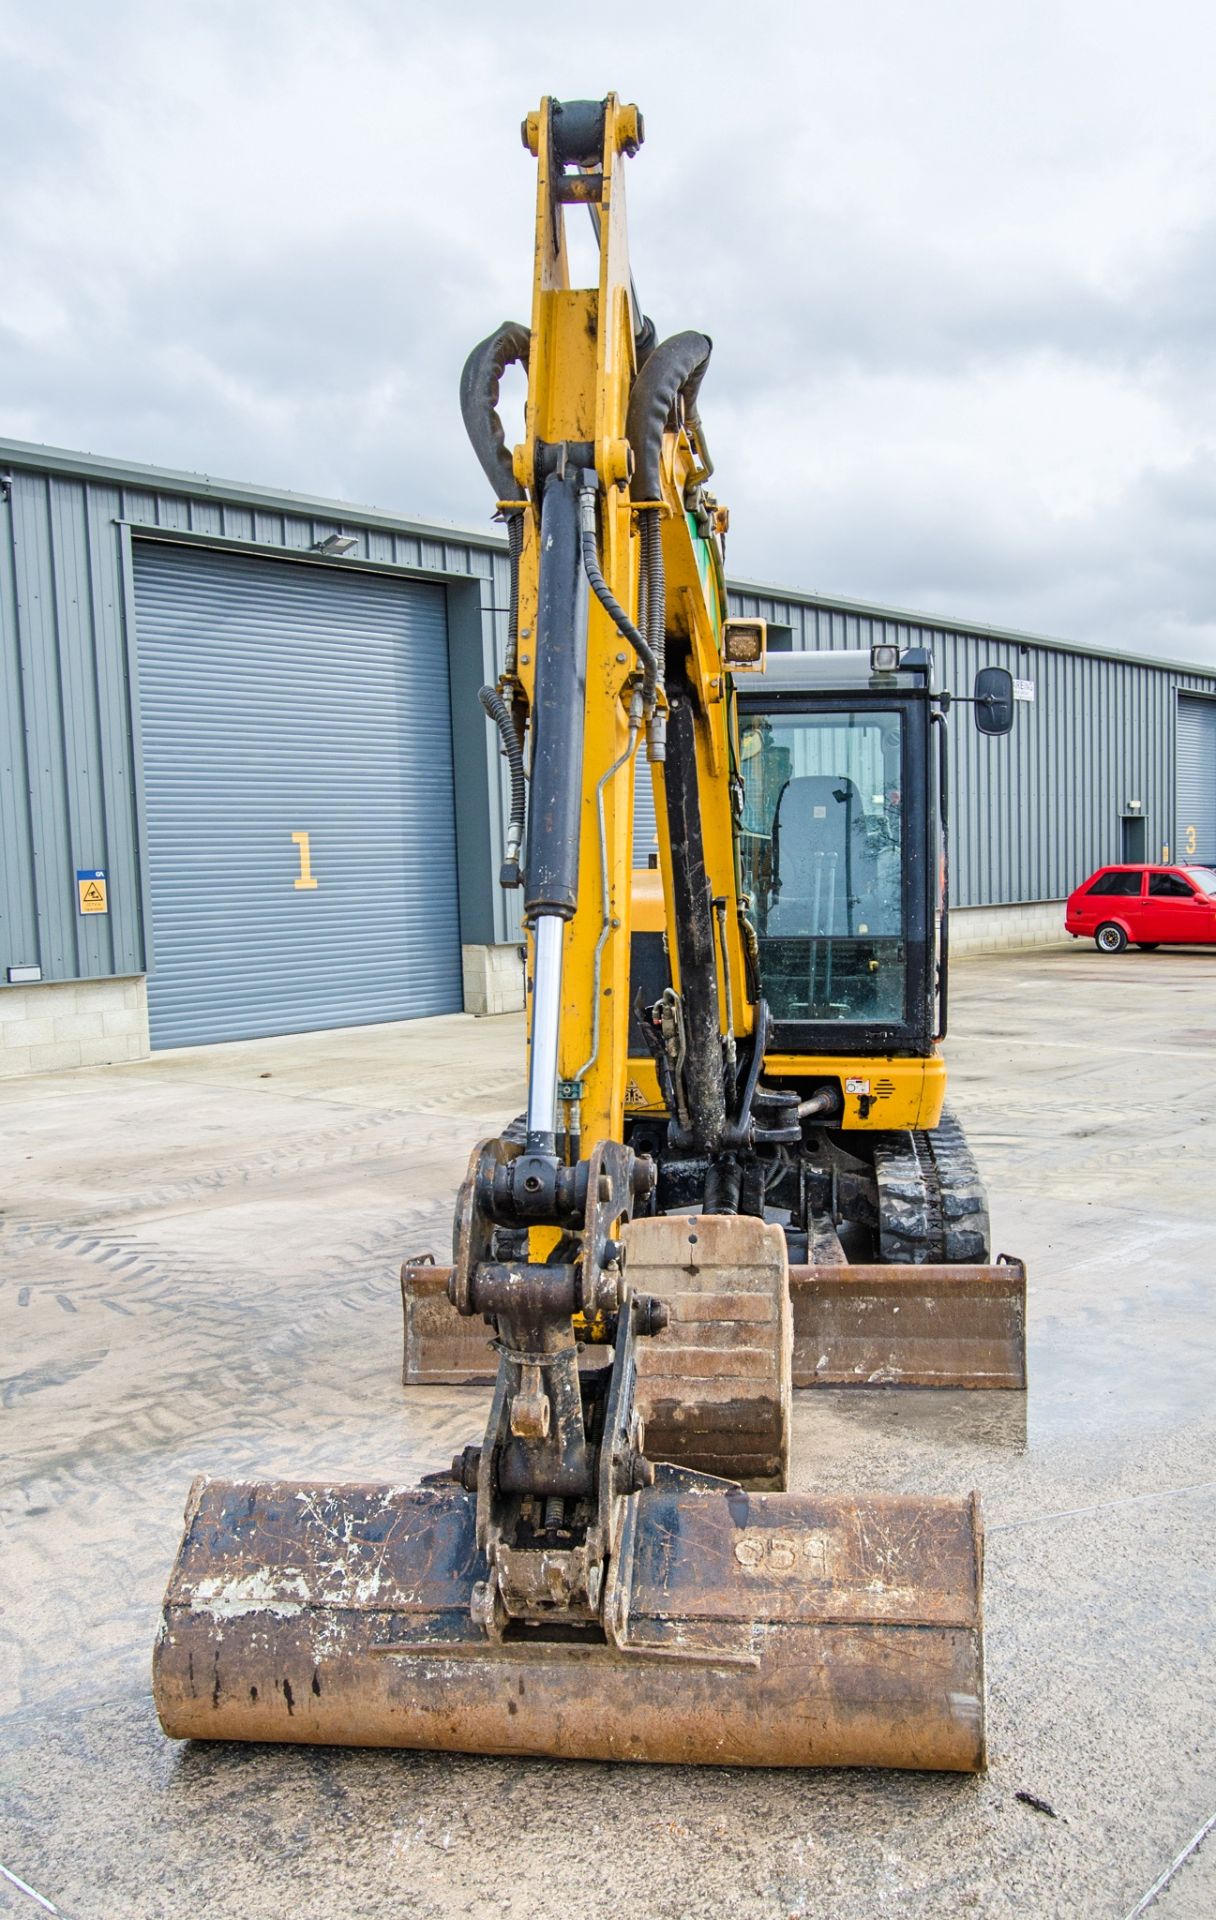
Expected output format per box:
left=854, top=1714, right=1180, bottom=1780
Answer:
left=401, top=1258, right=1028, bottom=1394
left=154, top=1470, right=986, bottom=1771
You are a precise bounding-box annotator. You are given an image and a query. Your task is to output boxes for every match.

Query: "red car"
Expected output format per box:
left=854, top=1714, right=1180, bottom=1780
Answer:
left=1066, top=864, right=1216, bottom=951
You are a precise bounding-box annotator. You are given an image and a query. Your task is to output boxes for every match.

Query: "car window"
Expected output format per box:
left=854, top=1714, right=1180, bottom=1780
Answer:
left=1186, top=867, right=1216, bottom=895
left=1149, top=872, right=1196, bottom=898
left=1087, top=871, right=1141, bottom=896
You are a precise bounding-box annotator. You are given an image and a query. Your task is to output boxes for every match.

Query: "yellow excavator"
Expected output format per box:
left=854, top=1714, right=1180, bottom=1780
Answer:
left=153, top=95, right=1025, bottom=1772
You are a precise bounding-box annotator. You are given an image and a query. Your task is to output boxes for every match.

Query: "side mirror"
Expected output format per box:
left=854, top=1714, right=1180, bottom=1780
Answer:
left=974, top=665, right=1014, bottom=735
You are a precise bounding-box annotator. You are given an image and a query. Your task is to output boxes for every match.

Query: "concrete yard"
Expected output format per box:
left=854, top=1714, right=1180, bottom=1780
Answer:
left=2, top=945, right=1215, bottom=1919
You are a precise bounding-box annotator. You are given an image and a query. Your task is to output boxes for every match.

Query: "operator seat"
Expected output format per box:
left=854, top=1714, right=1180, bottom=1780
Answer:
left=766, top=775, right=884, bottom=936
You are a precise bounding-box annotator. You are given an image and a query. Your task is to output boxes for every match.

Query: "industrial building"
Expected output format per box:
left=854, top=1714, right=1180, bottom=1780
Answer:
left=2, top=434, right=1214, bottom=1077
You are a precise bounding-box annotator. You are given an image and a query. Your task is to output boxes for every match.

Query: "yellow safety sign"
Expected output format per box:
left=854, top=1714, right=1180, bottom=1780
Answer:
left=77, top=869, right=108, bottom=914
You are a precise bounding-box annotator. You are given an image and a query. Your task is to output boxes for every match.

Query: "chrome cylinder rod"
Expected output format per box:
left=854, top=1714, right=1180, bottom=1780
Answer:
left=527, top=913, right=565, bottom=1145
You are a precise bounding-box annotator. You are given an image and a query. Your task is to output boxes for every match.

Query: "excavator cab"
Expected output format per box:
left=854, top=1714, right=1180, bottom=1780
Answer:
left=153, top=94, right=1022, bottom=1774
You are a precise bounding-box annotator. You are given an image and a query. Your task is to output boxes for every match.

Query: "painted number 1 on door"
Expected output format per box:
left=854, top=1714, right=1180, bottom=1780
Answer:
left=292, top=831, right=318, bottom=890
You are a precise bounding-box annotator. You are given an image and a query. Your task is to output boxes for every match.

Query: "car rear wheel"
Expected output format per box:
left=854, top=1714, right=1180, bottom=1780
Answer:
left=1095, top=922, right=1128, bottom=953
left=1136, top=943, right=1160, bottom=951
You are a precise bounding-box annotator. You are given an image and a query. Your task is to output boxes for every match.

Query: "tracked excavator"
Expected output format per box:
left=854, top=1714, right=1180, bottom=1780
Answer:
left=154, top=95, right=1025, bottom=1772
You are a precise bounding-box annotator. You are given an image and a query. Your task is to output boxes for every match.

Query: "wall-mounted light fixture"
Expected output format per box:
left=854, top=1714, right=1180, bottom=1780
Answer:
left=312, top=533, right=359, bottom=557
left=1125, top=799, right=1143, bottom=813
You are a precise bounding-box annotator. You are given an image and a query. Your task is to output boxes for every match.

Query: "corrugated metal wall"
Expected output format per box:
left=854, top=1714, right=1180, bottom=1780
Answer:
left=726, top=584, right=1216, bottom=907
left=5, top=433, right=1216, bottom=995
left=0, top=442, right=515, bottom=986
left=0, top=465, right=145, bottom=979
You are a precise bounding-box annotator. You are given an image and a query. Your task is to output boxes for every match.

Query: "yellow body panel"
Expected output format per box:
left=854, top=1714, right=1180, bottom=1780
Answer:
left=623, top=1053, right=944, bottom=1131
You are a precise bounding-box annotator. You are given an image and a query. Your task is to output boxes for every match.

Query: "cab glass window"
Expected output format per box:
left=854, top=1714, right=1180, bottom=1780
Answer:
left=1088, top=871, right=1141, bottom=896
left=1188, top=868, right=1216, bottom=895
left=737, top=709, right=904, bottom=1024
left=1148, top=872, right=1195, bottom=897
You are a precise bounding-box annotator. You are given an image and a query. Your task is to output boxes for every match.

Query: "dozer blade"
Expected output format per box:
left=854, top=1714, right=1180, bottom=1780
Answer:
left=402, top=1254, right=1027, bottom=1397
left=790, top=1261, right=1027, bottom=1390
left=153, top=1470, right=985, bottom=1770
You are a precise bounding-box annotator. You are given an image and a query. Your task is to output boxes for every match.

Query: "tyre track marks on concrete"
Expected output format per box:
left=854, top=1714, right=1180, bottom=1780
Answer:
left=2, top=1105, right=480, bottom=1234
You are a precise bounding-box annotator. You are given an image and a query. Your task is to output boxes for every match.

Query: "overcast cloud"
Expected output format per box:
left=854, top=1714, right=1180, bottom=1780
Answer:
left=4, top=0, right=1216, bottom=664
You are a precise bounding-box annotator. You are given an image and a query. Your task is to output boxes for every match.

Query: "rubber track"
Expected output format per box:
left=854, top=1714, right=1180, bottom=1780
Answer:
left=873, top=1106, right=991, bottom=1264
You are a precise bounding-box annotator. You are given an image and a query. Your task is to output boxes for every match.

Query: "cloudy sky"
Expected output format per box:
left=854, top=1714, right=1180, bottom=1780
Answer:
left=4, top=1, right=1216, bottom=664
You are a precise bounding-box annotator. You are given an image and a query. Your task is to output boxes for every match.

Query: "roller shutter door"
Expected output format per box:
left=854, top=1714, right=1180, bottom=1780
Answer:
left=1177, top=696, right=1216, bottom=866
left=134, top=543, right=462, bottom=1047
left=633, top=761, right=661, bottom=867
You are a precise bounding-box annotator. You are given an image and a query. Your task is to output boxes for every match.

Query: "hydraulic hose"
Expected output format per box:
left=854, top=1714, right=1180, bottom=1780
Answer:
left=625, top=330, right=713, bottom=500
left=577, top=484, right=659, bottom=702
left=479, top=685, right=526, bottom=889
left=459, top=323, right=530, bottom=503
left=624, top=331, right=711, bottom=764
left=460, top=325, right=528, bottom=675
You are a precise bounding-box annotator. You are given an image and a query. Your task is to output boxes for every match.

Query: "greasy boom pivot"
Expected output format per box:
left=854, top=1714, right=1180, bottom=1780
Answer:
left=155, top=91, right=1017, bottom=1771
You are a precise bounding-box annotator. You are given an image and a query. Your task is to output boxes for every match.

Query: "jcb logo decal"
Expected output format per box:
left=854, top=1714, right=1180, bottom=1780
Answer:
left=733, top=1530, right=829, bottom=1578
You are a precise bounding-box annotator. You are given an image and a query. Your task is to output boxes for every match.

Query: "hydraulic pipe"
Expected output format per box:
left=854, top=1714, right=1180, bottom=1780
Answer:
left=479, top=685, right=526, bottom=888
left=577, top=484, right=658, bottom=700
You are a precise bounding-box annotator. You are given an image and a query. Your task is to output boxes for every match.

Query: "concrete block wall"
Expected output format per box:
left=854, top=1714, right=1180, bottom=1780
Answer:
left=948, top=900, right=1070, bottom=954
left=0, top=977, right=151, bottom=1076
left=461, top=943, right=526, bottom=1017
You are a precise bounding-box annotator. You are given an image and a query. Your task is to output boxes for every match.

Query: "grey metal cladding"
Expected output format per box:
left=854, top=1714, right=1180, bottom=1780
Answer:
left=6, top=433, right=1216, bottom=995
left=726, top=583, right=1216, bottom=908
left=0, top=468, right=144, bottom=982
left=0, top=438, right=518, bottom=985
left=132, top=542, right=462, bottom=1047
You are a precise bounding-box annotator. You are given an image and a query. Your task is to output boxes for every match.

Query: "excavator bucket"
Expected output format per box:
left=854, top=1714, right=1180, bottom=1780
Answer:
left=153, top=1471, right=985, bottom=1770
left=155, top=1215, right=988, bottom=1770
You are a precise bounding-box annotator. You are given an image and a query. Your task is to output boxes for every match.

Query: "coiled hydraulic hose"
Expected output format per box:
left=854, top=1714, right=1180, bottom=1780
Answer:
left=479, top=684, right=526, bottom=888
left=503, top=509, right=524, bottom=675
left=640, top=509, right=665, bottom=689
